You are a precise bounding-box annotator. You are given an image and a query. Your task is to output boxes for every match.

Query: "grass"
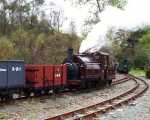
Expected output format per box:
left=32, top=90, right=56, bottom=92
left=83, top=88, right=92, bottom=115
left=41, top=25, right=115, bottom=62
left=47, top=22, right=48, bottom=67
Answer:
left=129, top=68, right=145, bottom=76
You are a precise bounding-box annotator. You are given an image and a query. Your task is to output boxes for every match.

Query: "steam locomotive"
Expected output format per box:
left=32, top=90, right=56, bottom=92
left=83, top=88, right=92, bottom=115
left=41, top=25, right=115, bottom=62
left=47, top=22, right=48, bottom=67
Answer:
left=117, top=58, right=131, bottom=74
left=0, top=48, right=115, bottom=99
left=64, top=48, right=115, bottom=88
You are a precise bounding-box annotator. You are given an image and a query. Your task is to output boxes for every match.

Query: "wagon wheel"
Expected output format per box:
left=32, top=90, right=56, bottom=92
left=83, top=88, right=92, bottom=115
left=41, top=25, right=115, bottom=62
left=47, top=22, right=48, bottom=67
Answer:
left=1, top=93, right=13, bottom=101
left=34, top=90, right=42, bottom=96
left=24, top=90, right=31, bottom=97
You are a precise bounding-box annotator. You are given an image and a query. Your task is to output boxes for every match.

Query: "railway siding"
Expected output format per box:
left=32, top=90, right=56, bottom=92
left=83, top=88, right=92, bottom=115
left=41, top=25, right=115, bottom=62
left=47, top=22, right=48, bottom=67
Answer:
left=101, top=76, right=150, bottom=120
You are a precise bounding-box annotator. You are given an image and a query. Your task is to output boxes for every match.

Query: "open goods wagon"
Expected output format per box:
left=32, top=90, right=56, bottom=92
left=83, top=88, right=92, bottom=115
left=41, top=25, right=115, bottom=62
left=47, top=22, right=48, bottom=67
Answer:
left=25, top=64, right=67, bottom=94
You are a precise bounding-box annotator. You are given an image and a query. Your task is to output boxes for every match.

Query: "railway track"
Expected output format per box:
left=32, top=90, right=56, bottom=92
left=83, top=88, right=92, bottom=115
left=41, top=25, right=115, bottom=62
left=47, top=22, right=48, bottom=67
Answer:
left=46, top=75, right=149, bottom=120
left=0, top=76, right=128, bottom=102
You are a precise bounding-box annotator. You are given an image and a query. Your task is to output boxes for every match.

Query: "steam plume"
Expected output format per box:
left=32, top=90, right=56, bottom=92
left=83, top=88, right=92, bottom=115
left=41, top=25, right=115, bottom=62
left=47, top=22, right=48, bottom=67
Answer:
left=79, top=0, right=150, bottom=53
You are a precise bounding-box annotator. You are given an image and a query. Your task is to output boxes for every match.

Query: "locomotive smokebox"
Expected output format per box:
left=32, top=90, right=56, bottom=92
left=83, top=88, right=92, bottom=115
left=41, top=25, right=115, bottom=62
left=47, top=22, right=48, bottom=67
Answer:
left=66, top=48, right=74, bottom=63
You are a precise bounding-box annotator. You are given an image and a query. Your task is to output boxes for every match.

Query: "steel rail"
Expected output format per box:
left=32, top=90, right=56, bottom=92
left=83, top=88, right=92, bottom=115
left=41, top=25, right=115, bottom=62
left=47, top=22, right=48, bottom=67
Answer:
left=46, top=75, right=146, bottom=120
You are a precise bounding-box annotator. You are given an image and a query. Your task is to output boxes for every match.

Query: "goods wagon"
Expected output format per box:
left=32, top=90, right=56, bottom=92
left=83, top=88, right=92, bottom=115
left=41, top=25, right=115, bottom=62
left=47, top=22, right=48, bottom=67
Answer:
left=0, top=60, right=25, bottom=98
left=25, top=64, right=67, bottom=94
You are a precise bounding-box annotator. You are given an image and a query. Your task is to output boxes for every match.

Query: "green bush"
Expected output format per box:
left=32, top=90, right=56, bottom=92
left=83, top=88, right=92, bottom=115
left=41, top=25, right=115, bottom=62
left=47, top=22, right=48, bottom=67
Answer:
left=146, top=68, right=150, bottom=78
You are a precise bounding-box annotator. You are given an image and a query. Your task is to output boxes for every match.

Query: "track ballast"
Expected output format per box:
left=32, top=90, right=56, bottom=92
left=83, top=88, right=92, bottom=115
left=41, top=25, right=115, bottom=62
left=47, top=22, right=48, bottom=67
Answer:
left=46, top=74, right=149, bottom=120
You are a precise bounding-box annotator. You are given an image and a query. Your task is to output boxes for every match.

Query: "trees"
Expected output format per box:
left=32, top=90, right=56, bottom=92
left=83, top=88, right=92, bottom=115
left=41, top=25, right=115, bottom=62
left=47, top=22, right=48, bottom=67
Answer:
left=108, top=0, right=127, bottom=9
left=0, top=0, right=8, bottom=34
left=0, top=37, right=14, bottom=60
left=108, top=26, right=150, bottom=68
left=134, top=28, right=150, bottom=68
left=48, top=2, right=64, bottom=32
left=0, top=0, right=46, bottom=34
left=73, top=0, right=127, bottom=11
left=0, top=0, right=81, bottom=64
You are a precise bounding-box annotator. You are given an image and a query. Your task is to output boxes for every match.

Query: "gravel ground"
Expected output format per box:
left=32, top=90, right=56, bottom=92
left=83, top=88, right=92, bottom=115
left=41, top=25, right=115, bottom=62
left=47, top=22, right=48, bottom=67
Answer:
left=0, top=74, right=140, bottom=120
left=101, top=76, right=150, bottom=120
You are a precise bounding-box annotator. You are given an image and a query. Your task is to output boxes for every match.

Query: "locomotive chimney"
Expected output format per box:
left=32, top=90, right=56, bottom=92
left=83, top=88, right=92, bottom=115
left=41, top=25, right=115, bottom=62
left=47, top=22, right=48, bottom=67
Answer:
left=67, top=48, right=74, bottom=63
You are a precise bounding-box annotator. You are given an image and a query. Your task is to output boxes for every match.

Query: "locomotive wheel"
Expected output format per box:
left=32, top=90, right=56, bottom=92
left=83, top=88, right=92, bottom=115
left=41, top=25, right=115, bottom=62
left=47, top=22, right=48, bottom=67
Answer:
left=87, top=82, right=92, bottom=88
left=108, top=79, right=112, bottom=86
left=80, top=81, right=86, bottom=89
left=96, top=80, right=101, bottom=87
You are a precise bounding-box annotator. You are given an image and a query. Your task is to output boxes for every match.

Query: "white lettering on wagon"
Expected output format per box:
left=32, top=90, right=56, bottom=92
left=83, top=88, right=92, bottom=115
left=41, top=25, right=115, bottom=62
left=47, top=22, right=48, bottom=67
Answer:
left=55, top=73, right=61, bottom=77
left=0, top=68, right=7, bottom=72
left=12, top=66, right=22, bottom=72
